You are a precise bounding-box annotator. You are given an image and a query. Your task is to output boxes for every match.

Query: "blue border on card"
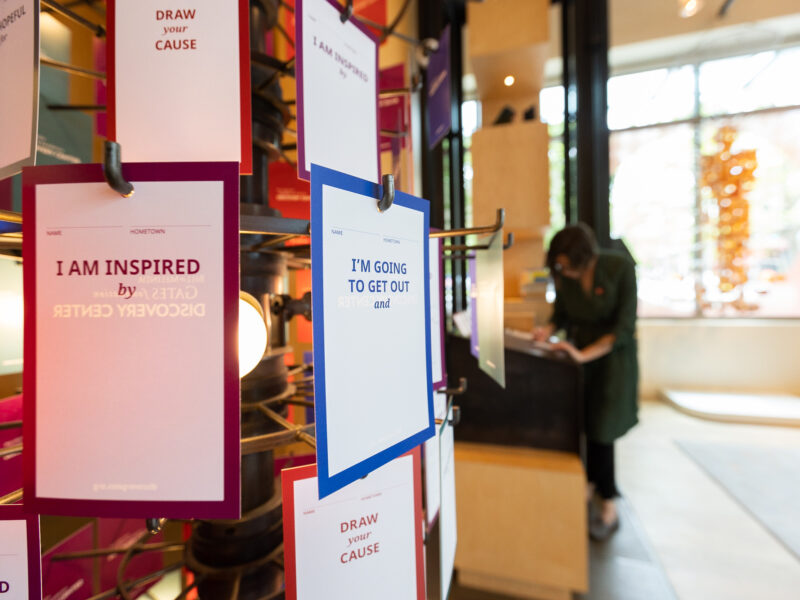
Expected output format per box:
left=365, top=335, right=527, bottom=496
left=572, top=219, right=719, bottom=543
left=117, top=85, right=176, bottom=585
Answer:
left=311, top=163, right=434, bottom=499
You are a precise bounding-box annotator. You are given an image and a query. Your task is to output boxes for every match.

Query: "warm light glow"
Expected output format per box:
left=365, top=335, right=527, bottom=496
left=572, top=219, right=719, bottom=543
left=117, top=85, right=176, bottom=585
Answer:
left=503, top=75, right=515, bottom=87
left=239, top=291, right=267, bottom=378
left=679, top=0, right=703, bottom=18
left=0, top=293, right=23, bottom=329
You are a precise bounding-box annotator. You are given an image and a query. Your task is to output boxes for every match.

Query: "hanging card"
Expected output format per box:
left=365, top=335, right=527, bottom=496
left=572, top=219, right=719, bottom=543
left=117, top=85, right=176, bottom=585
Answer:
left=0, top=504, right=42, bottom=600
left=311, top=164, right=434, bottom=497
left=22, top=162, right=240, bottom=518
left=0, top=0, right=39, bottom=180
left=107, top=0, right=252, bottom=173
left=282, top=449, right=425, bottom=600
left=476, top=231, right=505, bottom=387
left=429, top=236, right=446, bottom=390
left=296, top=0, right=379, bottom=182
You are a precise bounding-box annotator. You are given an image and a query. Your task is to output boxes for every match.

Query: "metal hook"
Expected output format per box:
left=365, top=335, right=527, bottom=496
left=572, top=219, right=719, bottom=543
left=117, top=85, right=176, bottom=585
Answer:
left=340, top=0, right=354, bottom=23
left=378, top=174, right=395, bottom=212
left=437, top=377, right=467, bottom=396
left=429, top=209, right=505, bottom=239
left=103, top=141, right=134, bottom=198
left=443, top=232, right=513, bottom=252
left=145, top=518, right=166, bottom=535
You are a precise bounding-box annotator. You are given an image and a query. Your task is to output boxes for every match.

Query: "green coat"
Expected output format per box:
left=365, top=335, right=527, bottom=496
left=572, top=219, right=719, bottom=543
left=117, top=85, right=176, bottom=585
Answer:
left=550, top=250, right=639, bottom=443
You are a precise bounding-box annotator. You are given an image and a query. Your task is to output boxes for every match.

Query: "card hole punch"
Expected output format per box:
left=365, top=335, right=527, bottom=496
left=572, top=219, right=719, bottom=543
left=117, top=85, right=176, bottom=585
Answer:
left=378, top=174, right=395, bottom=212
left=103, top=141, right=134, bottom=198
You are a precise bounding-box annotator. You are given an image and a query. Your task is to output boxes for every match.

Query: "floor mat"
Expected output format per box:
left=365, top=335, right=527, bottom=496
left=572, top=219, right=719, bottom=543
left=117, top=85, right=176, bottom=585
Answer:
left=678, top=439, right=800, bottom=561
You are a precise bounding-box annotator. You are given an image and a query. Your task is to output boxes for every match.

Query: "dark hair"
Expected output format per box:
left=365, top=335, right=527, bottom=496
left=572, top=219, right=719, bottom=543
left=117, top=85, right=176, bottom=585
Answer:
left=546, top=223, right=598, bottom=274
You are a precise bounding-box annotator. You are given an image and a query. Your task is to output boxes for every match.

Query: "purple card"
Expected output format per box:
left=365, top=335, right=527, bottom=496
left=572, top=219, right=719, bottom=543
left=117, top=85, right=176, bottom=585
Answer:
left=0, top=504, right=42, bottom=600
left=426, top=25, right=451, bottom=149
left=0, top=394, right=23, bottom=497
left=41, top=523, right=94, bottom=600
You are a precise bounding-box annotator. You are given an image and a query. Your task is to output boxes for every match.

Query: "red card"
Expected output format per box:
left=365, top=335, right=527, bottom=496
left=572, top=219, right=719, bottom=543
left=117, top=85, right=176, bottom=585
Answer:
left=282, top=448, right=425, bottom=600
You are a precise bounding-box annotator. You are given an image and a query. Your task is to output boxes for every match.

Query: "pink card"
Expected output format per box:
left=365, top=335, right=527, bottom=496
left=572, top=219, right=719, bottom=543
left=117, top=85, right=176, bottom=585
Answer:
left=22, top=162, right=240, bottom=519
left=0, top=504, right=42, bottom=599
left=281, top=448, right=425, bottom=600
left=107, top=0, right=252, bottom=174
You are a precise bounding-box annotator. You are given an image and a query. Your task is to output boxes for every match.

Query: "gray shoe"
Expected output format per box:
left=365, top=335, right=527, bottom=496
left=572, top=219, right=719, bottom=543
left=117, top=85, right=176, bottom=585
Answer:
left=589, top=515, right=620, bottom=541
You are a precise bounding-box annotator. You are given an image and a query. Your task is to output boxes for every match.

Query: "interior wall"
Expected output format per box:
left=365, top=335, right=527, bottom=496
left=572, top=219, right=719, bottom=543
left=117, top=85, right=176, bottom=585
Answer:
left=638, top=320, right=800, bottom=398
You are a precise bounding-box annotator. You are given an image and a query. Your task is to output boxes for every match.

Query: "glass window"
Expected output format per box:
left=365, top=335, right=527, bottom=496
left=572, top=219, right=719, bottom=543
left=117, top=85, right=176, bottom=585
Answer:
left=607, top=66, right=696, bottom=130
left=610, top=124, right=699, bottom=317
left=698, top=110, right=800, bottom=317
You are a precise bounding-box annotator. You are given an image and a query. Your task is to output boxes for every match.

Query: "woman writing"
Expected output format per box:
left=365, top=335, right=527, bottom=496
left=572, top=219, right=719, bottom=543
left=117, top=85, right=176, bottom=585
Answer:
left=533, top=224, right=639, bottom=540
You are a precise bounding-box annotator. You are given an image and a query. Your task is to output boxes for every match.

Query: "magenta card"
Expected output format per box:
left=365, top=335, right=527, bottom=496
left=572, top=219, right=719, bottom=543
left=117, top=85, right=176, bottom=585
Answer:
left=0, top=394, right=23, bottom=497
left=0, top=504, right=42, bottom=600
left=22, top=162, right=240, bottom=519
left=41, top=523, right=94, bottom=600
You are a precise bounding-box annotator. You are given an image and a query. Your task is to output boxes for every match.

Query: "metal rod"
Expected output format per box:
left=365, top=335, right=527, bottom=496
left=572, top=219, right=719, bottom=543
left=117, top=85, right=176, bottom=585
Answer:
left=40, top=57, right=106, bottom=80
left=430, top=209, right=505, bottom=239
left=174, top=576, right=203, bottom=600
left=47, top=104, right=106, bottom=112
left=41, top=0, right=106, bottom=37
left=0, top=489, right=23, bottom=505
left=0, top=209, right=22, bottom=224
left=51, top=542, right=185, bottom=561
left=0, top=444, right=21, bottom=458
left=258, top=404, right=316, bottom=449
left=0, top=420, right=22, bottom=431
left=86, top=563, right=183, bottom=600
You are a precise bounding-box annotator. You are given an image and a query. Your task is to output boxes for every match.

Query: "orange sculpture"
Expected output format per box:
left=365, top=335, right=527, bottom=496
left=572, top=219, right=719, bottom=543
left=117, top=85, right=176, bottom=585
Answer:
left=700, top=126, right=757, bottom=304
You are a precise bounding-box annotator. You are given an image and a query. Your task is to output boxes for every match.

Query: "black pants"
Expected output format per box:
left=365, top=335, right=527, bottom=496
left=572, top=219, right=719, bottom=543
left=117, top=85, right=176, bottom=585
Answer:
left=586, top=440, right=619, bottom=500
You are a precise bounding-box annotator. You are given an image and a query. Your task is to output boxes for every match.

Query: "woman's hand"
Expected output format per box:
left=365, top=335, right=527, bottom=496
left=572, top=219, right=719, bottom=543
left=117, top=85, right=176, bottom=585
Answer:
left=550, top=340, right=585, bottom=363
left=532, top=324, right=555, bottom=342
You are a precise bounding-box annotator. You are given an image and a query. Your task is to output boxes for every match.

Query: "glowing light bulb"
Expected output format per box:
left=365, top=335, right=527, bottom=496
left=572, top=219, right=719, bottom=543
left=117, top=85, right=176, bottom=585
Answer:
left=503, top=75, right=515, bottom=87
left=239, top=291, right=267, bottom=378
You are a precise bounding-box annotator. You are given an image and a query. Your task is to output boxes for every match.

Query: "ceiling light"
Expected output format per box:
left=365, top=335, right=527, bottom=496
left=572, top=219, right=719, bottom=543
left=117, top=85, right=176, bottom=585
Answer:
left=679, top=0, right=703, bottom=18
left=504, top=75, right=515, bottom=87
left=239, top=291, right=268, bottom=378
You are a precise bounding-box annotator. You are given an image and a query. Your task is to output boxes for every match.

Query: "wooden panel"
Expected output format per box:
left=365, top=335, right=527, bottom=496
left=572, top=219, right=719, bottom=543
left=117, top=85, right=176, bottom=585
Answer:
left=503, top=237, right=545, bottom=298
left=472, top=122, right=550, bottom=240
left=471, top=42, right=549, bottom=100
left=467, top=0, right=549, bottom=58
left=454, top=442, right=588, bottom=594
left=459, top=571, right=572, bottom=600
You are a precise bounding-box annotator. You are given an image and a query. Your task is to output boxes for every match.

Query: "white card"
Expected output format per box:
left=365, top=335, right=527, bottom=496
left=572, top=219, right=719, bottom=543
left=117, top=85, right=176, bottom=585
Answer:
left=23, top=163, right=240, bottom=518
left=282, top=451, right=425, bottom=600
left=0, top=0, right=38, bottom=179
left=429, top=237, right=446, bottom=389
left=439, top=413, right=457, bottom=599
left=109, top=0, right=250, bottom=171
left=424, top=394, right=447, bottom=527
left=296, top=0, right=379, bottom=182
left=311, top=165, right=434, bottom=497
left=0, top=505, right=41, bottom=599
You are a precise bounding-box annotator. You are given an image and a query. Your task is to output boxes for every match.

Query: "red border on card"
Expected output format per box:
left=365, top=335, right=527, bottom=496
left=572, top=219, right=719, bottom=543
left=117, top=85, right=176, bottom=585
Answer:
left=238, top=0, right=253, bottom=174
left=21, top=162, right=241, bottom=520
left=106, top=1, right=252, bottom=174
left=281, top=447, right=425, bottom=600
left=0, top=504, right=42, bottom=599
left=106, top=0, right=116, bottom=141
